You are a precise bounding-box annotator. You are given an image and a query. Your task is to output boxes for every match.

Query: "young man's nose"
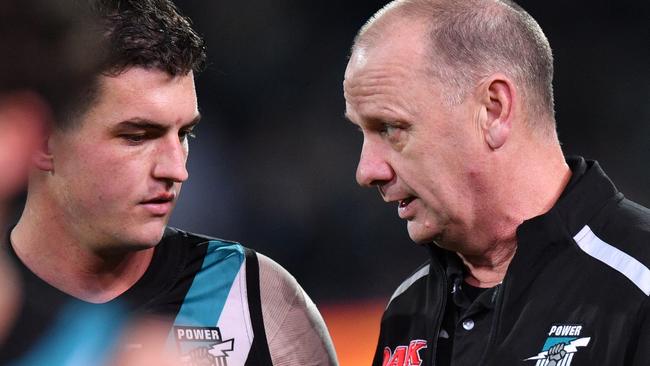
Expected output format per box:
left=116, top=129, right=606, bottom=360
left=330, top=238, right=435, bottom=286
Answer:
left=152, top=137, right=189, bottom=183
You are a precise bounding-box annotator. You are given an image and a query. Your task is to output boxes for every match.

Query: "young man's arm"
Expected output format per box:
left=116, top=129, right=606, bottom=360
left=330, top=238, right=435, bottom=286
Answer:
left=258, top=254, right=338, bottom=365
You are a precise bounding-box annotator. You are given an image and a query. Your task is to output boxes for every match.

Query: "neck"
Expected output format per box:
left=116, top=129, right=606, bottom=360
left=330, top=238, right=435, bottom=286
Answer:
left=458, top=241, right=515, bottom=287
left=458, top=133, right=571, bottom=287
left=11, top=193, right=154, bottom=303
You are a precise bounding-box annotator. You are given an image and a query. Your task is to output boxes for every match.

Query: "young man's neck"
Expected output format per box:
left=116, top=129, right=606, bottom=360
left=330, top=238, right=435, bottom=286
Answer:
left=11, top=198, right=154, bottom=303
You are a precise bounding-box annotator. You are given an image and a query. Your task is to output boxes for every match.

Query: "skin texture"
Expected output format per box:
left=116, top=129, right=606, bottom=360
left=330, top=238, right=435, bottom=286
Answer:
left=344, top=17, right=570, bottom=287
left=12, top=67, right=200, bottom=302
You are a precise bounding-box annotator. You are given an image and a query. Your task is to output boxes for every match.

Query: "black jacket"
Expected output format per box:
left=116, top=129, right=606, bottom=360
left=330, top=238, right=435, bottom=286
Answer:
left=373, top=157, right=650, bottom=366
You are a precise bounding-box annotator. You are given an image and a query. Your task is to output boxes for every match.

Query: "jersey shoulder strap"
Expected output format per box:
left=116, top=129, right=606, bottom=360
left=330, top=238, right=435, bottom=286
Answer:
left=244, top=248, right=273, bottom=365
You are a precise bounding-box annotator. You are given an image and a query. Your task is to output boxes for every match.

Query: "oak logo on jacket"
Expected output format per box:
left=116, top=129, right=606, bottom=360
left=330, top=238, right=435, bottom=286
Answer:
left=174, top=326, right=235, bottom=366
left=382, top=339, right=427, bottom=366
left=524, top=324, right=591, bottom=366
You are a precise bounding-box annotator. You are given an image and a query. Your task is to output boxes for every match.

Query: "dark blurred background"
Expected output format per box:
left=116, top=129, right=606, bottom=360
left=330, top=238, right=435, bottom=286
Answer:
left=169, top=0, right=649, bottom=307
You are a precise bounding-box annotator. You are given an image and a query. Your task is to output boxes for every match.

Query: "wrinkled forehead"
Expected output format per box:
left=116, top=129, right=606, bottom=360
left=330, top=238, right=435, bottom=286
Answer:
left=346, top=18, right=431, bottom=81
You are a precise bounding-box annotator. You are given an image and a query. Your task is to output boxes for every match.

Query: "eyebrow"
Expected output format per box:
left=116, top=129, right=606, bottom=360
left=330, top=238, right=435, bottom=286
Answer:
left=115, top=114, right=202, bottom=131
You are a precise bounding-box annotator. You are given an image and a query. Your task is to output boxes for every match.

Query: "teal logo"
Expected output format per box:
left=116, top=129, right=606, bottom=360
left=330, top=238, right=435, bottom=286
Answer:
left=524, top=324, right=590, bottom=366
left=174, top=326, right=234, bottom=366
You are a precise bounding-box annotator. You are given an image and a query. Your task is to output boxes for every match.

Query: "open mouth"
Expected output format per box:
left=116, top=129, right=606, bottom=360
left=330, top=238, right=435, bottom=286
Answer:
left=398, top=197, right=415, bottom=208
left=144, top=198, right=172, bottom=204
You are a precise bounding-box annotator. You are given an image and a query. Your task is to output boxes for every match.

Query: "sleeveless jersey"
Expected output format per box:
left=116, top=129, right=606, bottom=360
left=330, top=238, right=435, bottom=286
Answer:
left=1, top=227, right=273, bottom=366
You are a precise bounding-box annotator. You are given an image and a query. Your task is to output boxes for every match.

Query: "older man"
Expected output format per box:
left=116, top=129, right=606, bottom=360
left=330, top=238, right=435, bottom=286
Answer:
left=344, top=0, right=649, bottom=365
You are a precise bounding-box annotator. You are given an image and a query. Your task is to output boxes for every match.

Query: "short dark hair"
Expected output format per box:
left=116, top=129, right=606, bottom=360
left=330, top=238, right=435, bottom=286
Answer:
left=0, top=0, right=103, bottom=121
left=63, top=0, right=207, bottom=129
left=95, top=0, right=206, bottom=77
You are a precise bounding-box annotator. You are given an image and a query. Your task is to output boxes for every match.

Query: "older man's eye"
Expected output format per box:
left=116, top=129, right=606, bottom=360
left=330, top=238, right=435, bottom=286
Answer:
left=380, top=123, right=400, bottom=137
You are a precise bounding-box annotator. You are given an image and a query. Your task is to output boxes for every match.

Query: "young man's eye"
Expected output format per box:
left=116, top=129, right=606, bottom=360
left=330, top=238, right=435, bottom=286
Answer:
left=179, top=130, right=196, bottom=141
left=122, top=134, right=146, bottom=143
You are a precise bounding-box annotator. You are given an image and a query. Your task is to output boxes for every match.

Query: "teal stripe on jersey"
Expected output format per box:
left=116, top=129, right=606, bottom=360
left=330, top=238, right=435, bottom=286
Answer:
left=11, top=301, right=126, bottom=366
left=171, top=240, right=244, bottom=327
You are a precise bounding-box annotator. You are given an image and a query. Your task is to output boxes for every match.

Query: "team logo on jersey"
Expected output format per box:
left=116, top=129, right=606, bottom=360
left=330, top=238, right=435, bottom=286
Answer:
left=174, top=326, right=235, bottom=366
left=383, top=340, right=427, bottom=366
left=523, top=324, right=591, bottom=366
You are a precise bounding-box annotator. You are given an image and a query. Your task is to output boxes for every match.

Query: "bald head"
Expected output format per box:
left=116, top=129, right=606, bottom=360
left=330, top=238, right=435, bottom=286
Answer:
left=351, top=0, right=556, bottom=135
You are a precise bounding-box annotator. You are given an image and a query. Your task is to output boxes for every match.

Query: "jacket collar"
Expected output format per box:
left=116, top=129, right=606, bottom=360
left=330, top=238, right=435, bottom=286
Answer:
left=505, top=156, right=620, bottom=303
left=427, top=157, right=621, bottom=301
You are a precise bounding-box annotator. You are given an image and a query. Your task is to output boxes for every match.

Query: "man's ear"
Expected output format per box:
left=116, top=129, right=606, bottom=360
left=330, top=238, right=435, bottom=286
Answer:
left=21, top=94, right=56, bottom=173
left=32, top=134, right=55, bottom=172
left=0, top=91, right=55, bottom=172
left=478, top=74, right=515, bottom=150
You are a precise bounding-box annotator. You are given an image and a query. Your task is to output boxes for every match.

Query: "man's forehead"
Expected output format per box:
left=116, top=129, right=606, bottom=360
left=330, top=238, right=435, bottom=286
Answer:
left=347, top=22, right=430, bottom=80
left=345, top=48, right=369, bottom=79
left=98, top=68, right=195, bottom=93
left=77, top=68, right=198, bottom=129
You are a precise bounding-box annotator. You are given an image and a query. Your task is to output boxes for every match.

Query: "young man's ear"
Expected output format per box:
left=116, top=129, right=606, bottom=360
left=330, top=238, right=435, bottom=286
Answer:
left=32, top=135, right=55, bottom=173
left=477, top=74, right=515, bottom=150
left=17, top=93, right=56, bottom=173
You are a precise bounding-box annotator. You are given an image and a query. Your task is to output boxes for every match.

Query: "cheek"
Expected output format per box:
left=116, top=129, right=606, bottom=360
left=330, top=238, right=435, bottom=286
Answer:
left=66, top=151, right=136, bottom=202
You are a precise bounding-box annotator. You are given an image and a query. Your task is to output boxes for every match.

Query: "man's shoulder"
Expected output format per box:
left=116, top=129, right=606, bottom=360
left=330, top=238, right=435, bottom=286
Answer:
left=574, top=197, right=650, bottom=296
left=255, top=253, right=338, bottom=365
left=162, top=226, right=242, bottom=247
left=386, top=260, right=434, bottom=310
left=586, top=196, right=650, bottom=258
left=160, top=226, right=250, bottom=260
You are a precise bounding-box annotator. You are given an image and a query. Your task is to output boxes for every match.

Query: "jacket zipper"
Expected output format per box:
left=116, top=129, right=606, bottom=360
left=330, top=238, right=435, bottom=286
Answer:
left=476, top=278, right=508, bottom=365
left=429, top=261, right=447, bottom=366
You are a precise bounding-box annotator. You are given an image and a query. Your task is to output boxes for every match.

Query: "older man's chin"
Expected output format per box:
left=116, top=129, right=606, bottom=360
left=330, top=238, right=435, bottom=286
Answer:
left=406, top=220, right=440, bottom=245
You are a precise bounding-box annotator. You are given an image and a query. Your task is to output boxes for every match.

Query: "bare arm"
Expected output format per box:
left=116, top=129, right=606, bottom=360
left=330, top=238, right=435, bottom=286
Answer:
left=257, top=253, right=338, bottom=366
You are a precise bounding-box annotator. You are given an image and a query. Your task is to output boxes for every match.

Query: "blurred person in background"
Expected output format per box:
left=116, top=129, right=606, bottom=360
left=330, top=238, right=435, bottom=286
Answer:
left=0, top=0, right=101, bottom=346
left=3, top=1, right=337, bottom=365
left=343, top=0, right=649, bottom=365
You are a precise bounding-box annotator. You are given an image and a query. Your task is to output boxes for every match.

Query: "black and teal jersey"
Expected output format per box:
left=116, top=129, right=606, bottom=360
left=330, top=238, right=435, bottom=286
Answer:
left=1, top=227, right=273, bottom=365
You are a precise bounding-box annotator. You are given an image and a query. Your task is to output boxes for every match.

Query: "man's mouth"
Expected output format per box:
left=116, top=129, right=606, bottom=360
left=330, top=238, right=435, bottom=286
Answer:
left=140, top=193, right=176, bottom=216
left=142, top=192, right=175, bottom=204
left=397, top=196, right=417, bottom=219
left=398, top=197, right=415, bottom=208
left=144, top=197, right=172, bottom=204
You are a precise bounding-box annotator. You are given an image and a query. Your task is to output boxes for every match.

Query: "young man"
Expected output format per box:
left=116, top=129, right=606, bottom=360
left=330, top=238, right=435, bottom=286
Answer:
left=344, top=0, right=649, bottom=365
left=3, top=1, right=337, bottom=365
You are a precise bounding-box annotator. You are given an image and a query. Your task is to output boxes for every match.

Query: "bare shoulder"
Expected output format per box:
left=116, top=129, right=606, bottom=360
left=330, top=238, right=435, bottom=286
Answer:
left=256, top=253, right=339, bottom=366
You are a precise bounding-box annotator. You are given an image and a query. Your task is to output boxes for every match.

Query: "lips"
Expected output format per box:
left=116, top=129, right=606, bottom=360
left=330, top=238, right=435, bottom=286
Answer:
left=397, top=196, right=416, bottom=219
left=141, top=193, right=175, bottom=216
left=398, top=197, right=414, bottom=208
